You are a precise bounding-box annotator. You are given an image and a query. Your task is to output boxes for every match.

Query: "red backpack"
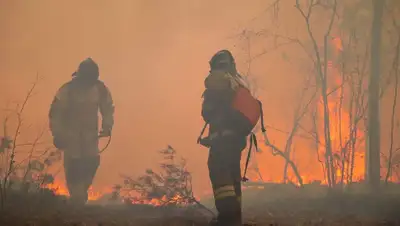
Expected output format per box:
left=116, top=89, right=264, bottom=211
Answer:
left=232, top=84, right=263, bottom=135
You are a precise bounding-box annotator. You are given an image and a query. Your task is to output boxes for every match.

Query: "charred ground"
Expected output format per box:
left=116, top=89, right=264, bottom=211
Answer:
left=1, top=142, right=400, bottom=226
left=1, top=183, right=400, bottom=226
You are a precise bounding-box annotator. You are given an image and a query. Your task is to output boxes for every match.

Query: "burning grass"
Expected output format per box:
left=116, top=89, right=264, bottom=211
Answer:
left=1, top=145, right=400, bottom=225
left=1, top=182, right=400, bottom=226
left=115, top=146, right=199, bottom=207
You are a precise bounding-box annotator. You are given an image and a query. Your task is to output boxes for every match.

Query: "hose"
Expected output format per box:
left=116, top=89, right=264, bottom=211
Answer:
left=99, top=135, right=112, bottom=154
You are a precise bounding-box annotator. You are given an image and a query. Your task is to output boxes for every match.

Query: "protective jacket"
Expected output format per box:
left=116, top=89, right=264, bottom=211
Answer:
left=49, top=77, right=114, bottom=158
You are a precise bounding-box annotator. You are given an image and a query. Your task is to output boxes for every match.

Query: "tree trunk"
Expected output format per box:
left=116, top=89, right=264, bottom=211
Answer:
left=366, top=0, right=384, bottom=193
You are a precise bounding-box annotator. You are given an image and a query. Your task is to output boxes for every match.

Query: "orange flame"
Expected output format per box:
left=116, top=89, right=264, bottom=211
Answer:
left=39, top=35, right=393, bottom=201
left=128, top=194, right=194, bottom=206
left=246, top=35, right=370, bottom=186
left=43, top=179, right=103, bottom=201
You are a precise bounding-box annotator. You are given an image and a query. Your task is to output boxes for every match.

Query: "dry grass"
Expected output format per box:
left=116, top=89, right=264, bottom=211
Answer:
left=1, top=183, right=400, bottom=226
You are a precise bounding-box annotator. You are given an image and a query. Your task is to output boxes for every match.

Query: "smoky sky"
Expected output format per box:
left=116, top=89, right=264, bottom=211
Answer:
left=1, top=0, right=288, bottom=195
left=3, top=0, right=396, bottom=195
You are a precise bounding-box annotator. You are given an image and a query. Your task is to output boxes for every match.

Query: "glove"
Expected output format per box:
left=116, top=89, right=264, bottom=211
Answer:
left=99, top=129, right=111, bottom=137
left=53, top=136, right=66, bottom=150
left=198, top=137, right=212, bottom=148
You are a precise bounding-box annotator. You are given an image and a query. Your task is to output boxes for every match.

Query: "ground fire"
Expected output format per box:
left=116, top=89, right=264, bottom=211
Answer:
left=2, top=1, right=400, bottom=226
left=41, top=36, right=387, bottom=201
left=43, top=179, right=103, bottom=201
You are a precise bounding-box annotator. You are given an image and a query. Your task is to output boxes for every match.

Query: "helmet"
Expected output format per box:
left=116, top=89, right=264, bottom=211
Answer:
left=74, top=57, right=99, bottom=81
left=209, top=50, right=237, bottom=74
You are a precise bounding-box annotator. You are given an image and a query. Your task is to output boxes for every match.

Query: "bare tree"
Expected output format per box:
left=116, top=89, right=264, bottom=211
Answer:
left=384, top=16, right=400, bottom=184
left=240, top=0, right=341, bottom=187
left=0, top=75, right=61, bottom=208
left=0, top=76, right=38, bottom=206
left=233, top=0, right=379, bottom=189
left=259, top=73, right=318, bottom=187
left=365, top=0, right=385, bottom=193
left=233, top=26, right=320, bottom=186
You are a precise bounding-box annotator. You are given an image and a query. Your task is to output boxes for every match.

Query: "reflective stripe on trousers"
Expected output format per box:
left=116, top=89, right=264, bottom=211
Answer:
left=214, top=185, right=236, bottom=200
left=207, top=133, right=246, bottom=226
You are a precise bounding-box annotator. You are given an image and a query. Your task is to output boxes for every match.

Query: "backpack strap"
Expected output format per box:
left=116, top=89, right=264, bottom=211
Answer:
left=242, top=132, right=258, bottom=182
left=258, top=100, right=266, bottom=133
left=242, top=100, right=265, bottom=182
left=197, top=122, right=209, bottom=144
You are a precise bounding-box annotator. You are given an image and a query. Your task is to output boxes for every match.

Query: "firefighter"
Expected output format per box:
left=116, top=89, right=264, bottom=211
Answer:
left=49, top=58, right=114, bottom=205
left=200, top=50, right=248, bottom=226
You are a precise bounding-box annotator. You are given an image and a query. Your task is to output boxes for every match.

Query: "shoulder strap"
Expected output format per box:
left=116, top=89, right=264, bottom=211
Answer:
left=258, top=100, right=266, bottom=133
left=197, top=122, right=208, bottom=144
left=242, top=132, right=258, bottom=182
left=242, top=101, right=266, bottom=182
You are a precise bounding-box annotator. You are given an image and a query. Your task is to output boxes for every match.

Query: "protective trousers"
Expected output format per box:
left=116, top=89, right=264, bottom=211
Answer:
left=64, top=155, right=100, bottom=205
left=208, top=136, right=246, bottom=226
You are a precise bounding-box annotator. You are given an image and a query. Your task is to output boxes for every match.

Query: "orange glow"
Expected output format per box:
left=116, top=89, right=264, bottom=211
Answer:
left=322, top=37, right=365, bottom=184
left=332, top=37, right=343, bottom=51
left=2, top=1, right=398, bottom=200
left=43, top=179, right=104, bottom=201
left=317, top=77, right=366, bottom=184
left=43, top=41, right=370, bottom=197
left=128, top=194, right=194, bottom=206
left=44, top=178, right=197, bottom=205
left=44, top=181, right=69, bottom=197
left=244, top=36, right=368, bottom=186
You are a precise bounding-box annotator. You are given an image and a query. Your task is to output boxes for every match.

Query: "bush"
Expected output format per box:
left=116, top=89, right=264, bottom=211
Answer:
left=116, top=145, right=196, bottom=206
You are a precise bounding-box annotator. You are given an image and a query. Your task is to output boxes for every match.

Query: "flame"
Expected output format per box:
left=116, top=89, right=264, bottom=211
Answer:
left=128, top=194, right=194, bottom=206
left=42, top=176, right=196, bottom=206
left=332, top=37, right=343, bottom=51
left=33, top=35, right=395, bottom=202
left=317, top=66, right=366, bottom=184
left=43, top=179, right=104, bottom=201
left=87, top=186, right=103, bottom=201
left=318, top=36, right=365, bottom=184
left=245, top=35, right=371, bottom=186
left=44, top=182, right=69, bottom=197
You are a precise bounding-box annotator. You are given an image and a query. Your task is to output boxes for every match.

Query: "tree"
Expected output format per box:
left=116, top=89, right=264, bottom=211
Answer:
left=232, top=0, right=400, bottom=189
left=0, top=75, right=61, bottom=208
left=365, top=0, right=384, bottom=193
left=383, top=3, right=400, bottom=184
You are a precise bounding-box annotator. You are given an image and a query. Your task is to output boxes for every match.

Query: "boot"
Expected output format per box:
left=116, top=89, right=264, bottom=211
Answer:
left=208, top=218, right=218, bottom=226
left=69, top=183, right=87, bottom=207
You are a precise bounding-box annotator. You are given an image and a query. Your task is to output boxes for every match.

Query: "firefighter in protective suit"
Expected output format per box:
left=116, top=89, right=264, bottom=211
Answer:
left=200, top=50, right=249, bottom=226
left=49, top=58, right=114, bottom=205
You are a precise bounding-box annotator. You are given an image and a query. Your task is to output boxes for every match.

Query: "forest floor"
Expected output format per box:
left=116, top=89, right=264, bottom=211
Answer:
left=1, top=183, right=400, bottom=226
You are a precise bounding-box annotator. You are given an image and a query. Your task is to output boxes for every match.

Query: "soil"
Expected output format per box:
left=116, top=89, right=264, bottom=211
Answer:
left=1, top=184, right=400, bottom=226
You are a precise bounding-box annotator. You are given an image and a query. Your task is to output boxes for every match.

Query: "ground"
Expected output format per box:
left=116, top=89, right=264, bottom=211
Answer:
left=1, top=183, right=400, bottom=226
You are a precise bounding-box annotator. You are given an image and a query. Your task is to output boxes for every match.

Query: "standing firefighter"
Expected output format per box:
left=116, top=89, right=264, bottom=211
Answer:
left=49, top=58, right=114, bottom=205
left=198, top=50, right=265, bottom=226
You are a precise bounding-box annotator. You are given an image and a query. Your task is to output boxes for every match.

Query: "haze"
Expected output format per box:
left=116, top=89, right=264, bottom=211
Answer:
left=0, top=0, right=359, bottom=196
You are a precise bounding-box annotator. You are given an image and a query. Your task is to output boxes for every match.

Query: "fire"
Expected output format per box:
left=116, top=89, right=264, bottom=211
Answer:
left=43, top=180, right=194, bottom=206
left=332, top=37, right=343, bottom=51
left=87, top=186, right=103, bottom=201
left=30, top=36, right=383, bottom=203
left=247, top=35, right=369, bottom=186
left=44, top=181, right=69, bottom=197
left=320, top=36, right=366, bottom=184
left=317, top=65, right=366, bottom=184
left=128, top=194, right=195, bottom=206
left=43, top=179, right=104, bottom=201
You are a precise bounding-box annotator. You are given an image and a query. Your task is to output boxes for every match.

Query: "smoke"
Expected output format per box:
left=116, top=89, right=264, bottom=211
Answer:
left=0, top=0, right=277, bottom=195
